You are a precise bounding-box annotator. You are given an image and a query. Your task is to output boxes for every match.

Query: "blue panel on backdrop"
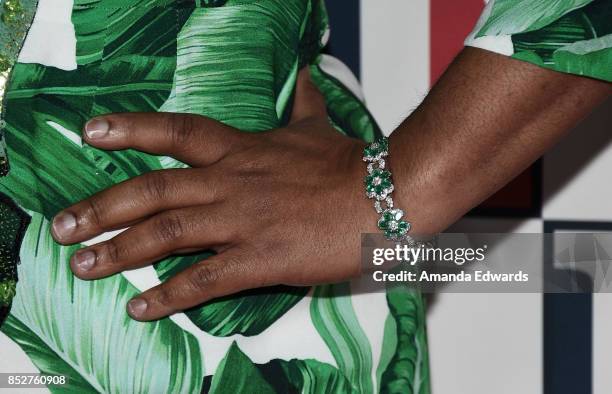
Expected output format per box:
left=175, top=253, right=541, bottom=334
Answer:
left=544, top=293, right=592, bottom=394
left=543, top=221, right=601, bottom=394
left=323, top=1, right=360, bottom=79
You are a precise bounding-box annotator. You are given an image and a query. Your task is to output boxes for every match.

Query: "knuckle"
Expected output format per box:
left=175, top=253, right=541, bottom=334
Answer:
left=190, top=264, right=223, bottom=289
left=154, top=287, right=176, bottom=308
left=165, top=113, right=199, bottom=148
left=153, top=212, right=186, bottom=243
left=83, top=198, right=106, bottom=229
left=235, top=170, right=262, bottom=187
left=226, top=255, right=249, bottom=280
left=103, top=241, right=122, bottom=265
left=142, top=172, right=170, bottom=202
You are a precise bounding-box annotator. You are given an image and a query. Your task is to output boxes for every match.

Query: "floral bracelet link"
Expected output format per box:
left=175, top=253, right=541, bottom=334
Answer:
left=363, top=137, right=412, bottom=242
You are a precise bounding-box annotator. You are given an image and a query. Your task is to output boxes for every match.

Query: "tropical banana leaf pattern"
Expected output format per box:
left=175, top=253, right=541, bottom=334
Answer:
left=466, top=0, right=612, bottom=81
left=0, top=0, right=429, bottom=392
left=1, top=0, right=609, bottom=392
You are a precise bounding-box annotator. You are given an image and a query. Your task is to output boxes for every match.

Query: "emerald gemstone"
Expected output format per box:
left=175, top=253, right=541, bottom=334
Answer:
left=363, top=138, right=389, bottom=160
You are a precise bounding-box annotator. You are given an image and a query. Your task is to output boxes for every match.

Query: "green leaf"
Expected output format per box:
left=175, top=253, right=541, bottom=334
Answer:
left=379, top=283, right=429, bottom=394
left=553, top=35, right=612, bottom=80
left=1, top=316, right=98, bottom=393
left=208, top=341, right=352, bottom=394
left=258, top=358, right=352, bottom=394
left=2, top=213, right=204, bottom=393
left=0, top=1, right=196, bottom=217
left=376, top=314, right=398, bottom=393
left=186, top=287, right=309, bottom=337
left=309, top=61, right=382, bottom=142
left=510, top=0, right=612, bottom=81
left=477, top=0, right=594, bottom=36
left=208, top=342, right=276, bottom=394
left=71, top=0, right=193, bottom=65
left=1, top=60, right=171, bottom=217
left=310, top=283, right=374, bottom=393
left=159, top=3, right=310, bottom=132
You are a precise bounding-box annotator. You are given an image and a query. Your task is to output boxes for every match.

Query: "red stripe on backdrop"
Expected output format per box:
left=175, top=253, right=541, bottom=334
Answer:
left=430, top=0, right=484, bottom=84
left=430, top=0, right=541, bottom=215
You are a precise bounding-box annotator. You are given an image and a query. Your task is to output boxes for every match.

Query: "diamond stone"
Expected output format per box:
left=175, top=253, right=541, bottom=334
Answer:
left=385, top=196, right=393, bottom=208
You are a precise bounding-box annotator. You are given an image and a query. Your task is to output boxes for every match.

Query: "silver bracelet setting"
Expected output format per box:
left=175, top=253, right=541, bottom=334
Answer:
left=363, top=137, right=412, bottom=242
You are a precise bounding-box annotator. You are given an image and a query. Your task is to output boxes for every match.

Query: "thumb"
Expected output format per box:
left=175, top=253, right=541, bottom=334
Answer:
left=289, top=67, right=328, bottom=124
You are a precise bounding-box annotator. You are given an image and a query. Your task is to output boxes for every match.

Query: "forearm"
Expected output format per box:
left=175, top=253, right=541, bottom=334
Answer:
left=389, top=47, right=611, bottom=236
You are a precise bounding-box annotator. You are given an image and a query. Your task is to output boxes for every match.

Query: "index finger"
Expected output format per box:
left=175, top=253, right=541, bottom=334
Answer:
left=83, top=112, right=243, bottom=167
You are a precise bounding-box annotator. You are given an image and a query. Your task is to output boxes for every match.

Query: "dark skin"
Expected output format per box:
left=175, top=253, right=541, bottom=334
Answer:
left=50, top=48, right=611, bottom=321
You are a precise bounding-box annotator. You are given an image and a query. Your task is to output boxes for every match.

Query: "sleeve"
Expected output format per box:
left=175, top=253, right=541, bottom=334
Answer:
left=464, top=0, right=612, bottom=82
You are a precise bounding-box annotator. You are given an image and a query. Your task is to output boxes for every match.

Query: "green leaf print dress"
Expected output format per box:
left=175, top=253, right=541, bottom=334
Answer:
left=0, top=0, right=609, bottom=393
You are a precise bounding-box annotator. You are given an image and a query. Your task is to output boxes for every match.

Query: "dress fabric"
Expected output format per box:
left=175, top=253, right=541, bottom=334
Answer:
left=0, top=1, right=429, bottom=393
left=0, top=0, right=609, bottom=393
left=465, top=0, right=612, bottom=82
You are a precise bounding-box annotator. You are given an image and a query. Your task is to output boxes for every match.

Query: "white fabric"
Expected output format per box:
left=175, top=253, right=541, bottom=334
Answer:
left=19, top=0, right=77, bottom=71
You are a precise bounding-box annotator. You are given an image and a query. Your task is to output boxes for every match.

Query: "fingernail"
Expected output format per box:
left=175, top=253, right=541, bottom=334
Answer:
left=74, top=250, right=96, bottom=271
left=85, top=118, right=110, bottom=139
left=127, top=298, right=148, bottom=318
left=52, top=212, right=77, bottom=239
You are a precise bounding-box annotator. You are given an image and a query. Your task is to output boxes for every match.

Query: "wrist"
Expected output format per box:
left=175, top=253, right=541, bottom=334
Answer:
left=386, top=131, right=453, bottom=237
left=360, top=135, right=440, bottom=241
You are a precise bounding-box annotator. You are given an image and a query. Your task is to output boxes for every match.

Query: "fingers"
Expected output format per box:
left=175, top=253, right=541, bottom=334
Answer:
left=69, top=205, right=231, bottom=280
left=51, top=169, right=218, bottom=245
left=83, top=112, right=243, bottom=167
left=126, top=250, right=262, bottom=321
left=289, top=67, right=328, bottom=124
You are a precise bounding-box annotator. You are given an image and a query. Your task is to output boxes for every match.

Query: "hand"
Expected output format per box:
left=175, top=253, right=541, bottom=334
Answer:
left=50, top=69, right=376, bottom=321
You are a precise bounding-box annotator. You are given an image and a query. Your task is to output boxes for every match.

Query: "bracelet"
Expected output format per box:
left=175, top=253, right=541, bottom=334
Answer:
left=363, top=137, right=412, bottom=242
